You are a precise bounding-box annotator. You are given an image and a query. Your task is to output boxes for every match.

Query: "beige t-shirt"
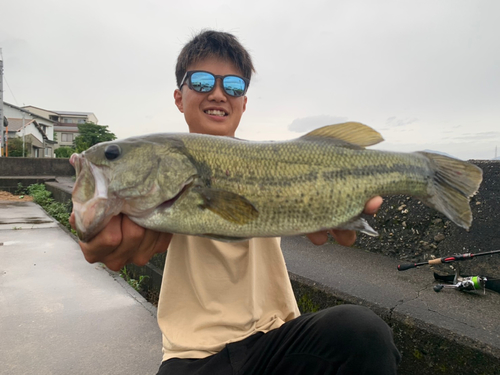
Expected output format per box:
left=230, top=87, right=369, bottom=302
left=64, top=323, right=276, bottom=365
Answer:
left=157, top=235, right=300, bottom=362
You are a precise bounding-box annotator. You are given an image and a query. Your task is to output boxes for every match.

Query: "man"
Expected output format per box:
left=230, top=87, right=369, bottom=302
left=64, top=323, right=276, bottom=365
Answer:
left=71, top=30, right=400, bottom=374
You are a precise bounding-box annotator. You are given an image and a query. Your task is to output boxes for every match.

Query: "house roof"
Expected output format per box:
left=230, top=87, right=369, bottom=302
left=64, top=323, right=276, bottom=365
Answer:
left=52, top=110, right=94, bottom=117
left=22, top=105, right=58, bottom=116
left=6, top=118, right=35, bottom=132
left=4, top=102, right=55, bottom=123
left=7, top=117, right=53, bottom=143
left=22, top=105, right=95, bottom=119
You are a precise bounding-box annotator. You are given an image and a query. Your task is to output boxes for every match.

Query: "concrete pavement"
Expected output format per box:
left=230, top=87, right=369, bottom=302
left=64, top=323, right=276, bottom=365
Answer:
left=0, top=201, right=163, bottom=375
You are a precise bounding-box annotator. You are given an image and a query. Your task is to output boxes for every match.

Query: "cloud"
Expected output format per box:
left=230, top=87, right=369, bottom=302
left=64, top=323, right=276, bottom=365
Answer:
left=449, top=132, right=500, bottom=142
left=288, top=115, right=348, bottom=133
left=385, top=117, right=419, bottom=127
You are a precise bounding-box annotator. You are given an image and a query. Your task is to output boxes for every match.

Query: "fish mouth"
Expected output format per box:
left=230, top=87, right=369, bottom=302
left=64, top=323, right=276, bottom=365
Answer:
left=71, top=153, right=122, bottom=242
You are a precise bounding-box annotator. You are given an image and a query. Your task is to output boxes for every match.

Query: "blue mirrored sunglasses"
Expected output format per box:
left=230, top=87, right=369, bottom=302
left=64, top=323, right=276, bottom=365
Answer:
left=180, top=70, right=249, bottom=97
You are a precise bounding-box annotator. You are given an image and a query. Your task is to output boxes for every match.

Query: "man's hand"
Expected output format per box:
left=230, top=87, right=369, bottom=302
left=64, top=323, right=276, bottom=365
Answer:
left=69, top=213, right=172, bottom=271
left=306, top=196, right=383, bottom=247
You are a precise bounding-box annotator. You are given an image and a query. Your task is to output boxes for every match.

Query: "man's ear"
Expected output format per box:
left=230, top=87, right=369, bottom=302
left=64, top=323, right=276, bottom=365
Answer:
left=174, top=89, right=184, bottom=113
left=242, top=96, right=247, bottom=113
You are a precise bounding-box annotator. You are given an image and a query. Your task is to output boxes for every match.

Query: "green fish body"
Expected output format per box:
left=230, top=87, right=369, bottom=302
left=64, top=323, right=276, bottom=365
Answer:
left=70, top=122, right=482, bottom=243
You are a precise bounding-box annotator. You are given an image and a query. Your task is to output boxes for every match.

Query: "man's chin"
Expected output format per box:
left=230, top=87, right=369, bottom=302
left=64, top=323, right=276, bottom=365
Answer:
left=189, top=123, right=236, bottom=137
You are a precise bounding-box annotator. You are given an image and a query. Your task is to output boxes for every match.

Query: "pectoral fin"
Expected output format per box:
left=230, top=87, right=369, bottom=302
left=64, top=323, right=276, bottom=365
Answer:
left=337, top=217, right=379, bottom=237
left=195, top=187, right=259, bottom=225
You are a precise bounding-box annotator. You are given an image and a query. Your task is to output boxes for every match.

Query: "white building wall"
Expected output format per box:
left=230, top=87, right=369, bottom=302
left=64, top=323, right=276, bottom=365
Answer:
left=4, top=104, right=55, bottom=142
left=4, top=105, right=32, bottom=119
left=87, top=113, right=98, bottom=123
left=15, top=122, right=43, bottom=144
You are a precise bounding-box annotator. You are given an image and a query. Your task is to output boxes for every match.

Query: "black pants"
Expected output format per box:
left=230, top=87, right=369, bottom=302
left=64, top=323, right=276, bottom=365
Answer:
left=157, top=305, right=401, bottom=375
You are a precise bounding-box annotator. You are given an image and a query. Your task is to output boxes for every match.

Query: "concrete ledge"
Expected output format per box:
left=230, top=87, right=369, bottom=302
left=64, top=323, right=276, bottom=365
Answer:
left=45, top=177, right=74, bottom=205
left=283, top=236, right=500, bottom=375
left=290, top=273, right=500, bottom=375
left=0, top=157, right=75, bottom=177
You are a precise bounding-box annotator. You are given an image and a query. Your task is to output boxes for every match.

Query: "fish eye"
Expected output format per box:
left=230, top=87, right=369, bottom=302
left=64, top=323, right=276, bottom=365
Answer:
left=104, top=144, right=121, bottom=160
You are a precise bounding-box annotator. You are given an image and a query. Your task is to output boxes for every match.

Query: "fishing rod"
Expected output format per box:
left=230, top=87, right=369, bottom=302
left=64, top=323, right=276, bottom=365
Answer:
left=397, top=249, right=500, bottom=271
left=398, top=249, right=500, bottom=294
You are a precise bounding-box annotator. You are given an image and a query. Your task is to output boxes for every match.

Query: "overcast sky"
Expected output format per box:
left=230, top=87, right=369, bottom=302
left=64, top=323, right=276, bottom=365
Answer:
left=1, top=0, right=499, bottom=160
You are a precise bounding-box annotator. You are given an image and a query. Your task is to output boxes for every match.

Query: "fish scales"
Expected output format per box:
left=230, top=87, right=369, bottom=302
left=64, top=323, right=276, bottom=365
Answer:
left=70, top=122, right=482, bottom=242
left=155, top=134, right=431, bottom=237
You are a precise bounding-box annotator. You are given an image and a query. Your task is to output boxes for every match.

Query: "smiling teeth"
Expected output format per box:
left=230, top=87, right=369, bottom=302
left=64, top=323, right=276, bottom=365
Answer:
left=205, top=110, right=227, bottom=116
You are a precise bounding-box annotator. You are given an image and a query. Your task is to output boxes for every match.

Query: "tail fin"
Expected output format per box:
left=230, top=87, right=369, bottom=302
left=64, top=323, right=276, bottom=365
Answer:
left=418, top=152, right=483, bottom=230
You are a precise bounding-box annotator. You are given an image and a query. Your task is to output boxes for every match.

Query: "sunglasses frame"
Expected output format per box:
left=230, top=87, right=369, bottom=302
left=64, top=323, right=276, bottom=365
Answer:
left=179, top=70, right=250, bottom=97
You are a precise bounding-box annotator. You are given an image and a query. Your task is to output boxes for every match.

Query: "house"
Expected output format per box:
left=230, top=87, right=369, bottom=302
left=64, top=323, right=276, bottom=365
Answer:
left=5, top=117, right=55, bottom=157
left=3, top=102, right=56, bottom=157
left=22, top=106, right=98, bottom=151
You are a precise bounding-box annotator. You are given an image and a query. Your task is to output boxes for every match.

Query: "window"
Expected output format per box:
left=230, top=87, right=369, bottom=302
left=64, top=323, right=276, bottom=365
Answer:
left=45, top=147, right=50, bottom=157
left=61, top=133, right=73, bottom=142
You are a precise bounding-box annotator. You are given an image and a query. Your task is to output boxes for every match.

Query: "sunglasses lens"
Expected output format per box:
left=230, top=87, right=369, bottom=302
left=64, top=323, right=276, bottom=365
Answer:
left=188, top=72, right=247, bottom=97
left=223, top=76, right=246, bottom=97
left=190, top=72, right=215, bottom=93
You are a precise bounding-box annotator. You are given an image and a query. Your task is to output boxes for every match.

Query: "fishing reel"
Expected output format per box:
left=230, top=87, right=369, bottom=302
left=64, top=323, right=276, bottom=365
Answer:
left=433, top=264, right=487, bottom=294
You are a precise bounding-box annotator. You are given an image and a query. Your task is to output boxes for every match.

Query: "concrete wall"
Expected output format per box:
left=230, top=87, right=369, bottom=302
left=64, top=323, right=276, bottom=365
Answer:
left=356, top=160, right=500, bottom=278
left=0, top=157, right=75, bottom=177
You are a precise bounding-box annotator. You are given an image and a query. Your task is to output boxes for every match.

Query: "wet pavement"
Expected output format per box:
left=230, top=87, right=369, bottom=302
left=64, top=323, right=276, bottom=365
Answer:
left=0, top=201, right=162, bottom=374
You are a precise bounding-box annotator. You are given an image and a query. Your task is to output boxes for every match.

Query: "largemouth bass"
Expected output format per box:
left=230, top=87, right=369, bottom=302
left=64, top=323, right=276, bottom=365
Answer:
left=70, top=122, right=482, bottom=243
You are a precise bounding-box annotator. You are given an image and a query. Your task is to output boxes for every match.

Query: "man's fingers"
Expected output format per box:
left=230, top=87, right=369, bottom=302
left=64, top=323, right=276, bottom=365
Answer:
left=329, top=229, right=356, bottom=247
left=306, top=231, right=329, bottom=246
left=128, top=231, right=172, bottom=267
left=364, top=196, right=383, bottom=215
left=100, top=216, right=147, bottom=271
left=79, top=215, right=122, bottom=262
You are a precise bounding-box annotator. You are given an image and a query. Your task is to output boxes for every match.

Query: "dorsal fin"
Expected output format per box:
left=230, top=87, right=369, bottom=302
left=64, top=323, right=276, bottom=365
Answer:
left=300, top=122, right=384, bottom=148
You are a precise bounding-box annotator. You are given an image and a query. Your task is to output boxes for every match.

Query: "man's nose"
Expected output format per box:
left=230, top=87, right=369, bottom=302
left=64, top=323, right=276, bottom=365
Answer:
left=208, top=78, right=227, bottom=101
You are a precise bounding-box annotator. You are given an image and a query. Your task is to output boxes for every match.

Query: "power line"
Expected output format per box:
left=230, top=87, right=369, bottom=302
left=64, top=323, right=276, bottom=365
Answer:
left=3, top=74, right=19, bottom=106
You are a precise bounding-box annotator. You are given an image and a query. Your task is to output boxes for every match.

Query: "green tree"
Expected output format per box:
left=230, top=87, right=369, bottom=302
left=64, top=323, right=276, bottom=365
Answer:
left=7, top=137, right=30, bottom=157
left=74, top=122, right=117, bottom=153
left=54, top=146, right=76, bottom=158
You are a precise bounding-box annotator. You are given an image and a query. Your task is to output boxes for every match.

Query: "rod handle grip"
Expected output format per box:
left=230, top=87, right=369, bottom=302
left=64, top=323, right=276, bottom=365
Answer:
left=428, top=258, right=443, bottom=265
left=397, top=263, right=417, bottom=271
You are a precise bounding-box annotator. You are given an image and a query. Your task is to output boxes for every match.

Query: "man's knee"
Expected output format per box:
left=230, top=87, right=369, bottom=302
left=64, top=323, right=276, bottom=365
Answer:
left=310, top=304, right=394, bottom=349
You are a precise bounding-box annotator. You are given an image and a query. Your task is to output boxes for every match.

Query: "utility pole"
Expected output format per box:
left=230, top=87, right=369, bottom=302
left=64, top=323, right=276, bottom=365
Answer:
left=0, top=48, right=4, bottom=157
left=22, top=112, right=25, bottom=157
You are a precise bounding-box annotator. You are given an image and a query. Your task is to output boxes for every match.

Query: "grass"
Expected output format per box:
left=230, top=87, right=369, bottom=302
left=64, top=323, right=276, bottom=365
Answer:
left=22, top=183, right=76, bottom=235
left=120, top=265, right=150, bottom=292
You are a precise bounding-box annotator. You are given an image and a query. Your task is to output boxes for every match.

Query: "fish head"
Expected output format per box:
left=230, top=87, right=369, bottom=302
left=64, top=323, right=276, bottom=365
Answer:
left=70, top=135, right=198, bottom=242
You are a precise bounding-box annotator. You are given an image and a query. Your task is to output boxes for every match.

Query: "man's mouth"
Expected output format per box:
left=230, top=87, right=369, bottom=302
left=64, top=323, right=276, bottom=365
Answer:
left=205, top=109, right=227, bottom=116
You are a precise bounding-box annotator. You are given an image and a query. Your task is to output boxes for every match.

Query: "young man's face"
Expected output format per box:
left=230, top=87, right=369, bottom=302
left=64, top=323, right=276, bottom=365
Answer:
left=174, top=57, right=247, bottom=137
